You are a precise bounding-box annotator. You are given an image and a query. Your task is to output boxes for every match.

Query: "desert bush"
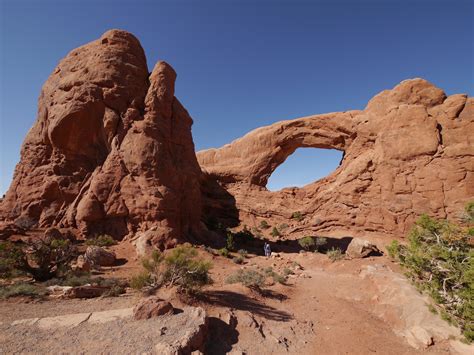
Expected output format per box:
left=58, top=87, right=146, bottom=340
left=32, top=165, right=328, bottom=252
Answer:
left=85, top=234, right=116, bottom=247
left=461, top=201, right=474, bottom=224
left=314, top=237, right=328, bottom=251
left=259, top=220, right=270, bottom=229
left=263, top=266, right=286, bottom=284
left=298, top=236, right=315, bottom=251
left=327, top=247, right=343, bottom=262
left=226, top=269, right=265, bottom=291
left=0, top=238, right=77, bottom=281
left=279, top=223, right=289, bottom=231
left=283, top=267, right=294, bottom=276
left=130, top=271, right=152, bottom=290
left=29, top=238, right=77, bottom=281
left=232, top=256, right=244, bottom=264
left=218, top=248, right=230, bottom=258
left=0, top=241, right=28, bottom=278
left=60, top=274, right=94, bottom=287
left=0, top=283, right=46, bottom=299
left=238, top=249, right=248, bottom=258
left=104, top=283, right=126, bottom=297
left=292, top=211, right=303, bottom=222
left=226, top=232, right=236, bottom=251
left=271, top=227, right=281, bottom=238
left=132, top=245, right=212, bottom=295
left=387, top=210, right=473, bottom=342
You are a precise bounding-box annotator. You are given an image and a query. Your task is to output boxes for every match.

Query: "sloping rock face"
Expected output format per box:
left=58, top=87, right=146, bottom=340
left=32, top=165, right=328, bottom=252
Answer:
left=198, top=79, right=473, bottom=236
left=0, top=30, right=202, bottom=246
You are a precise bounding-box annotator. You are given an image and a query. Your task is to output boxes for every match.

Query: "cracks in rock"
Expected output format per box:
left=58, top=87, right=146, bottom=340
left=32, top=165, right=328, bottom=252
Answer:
left=436, top=123, right=444, bottom=146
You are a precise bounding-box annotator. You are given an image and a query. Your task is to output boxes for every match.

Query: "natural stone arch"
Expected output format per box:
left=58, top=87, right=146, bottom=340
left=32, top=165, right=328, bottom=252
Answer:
left=198, top=111, right=358, bottom=187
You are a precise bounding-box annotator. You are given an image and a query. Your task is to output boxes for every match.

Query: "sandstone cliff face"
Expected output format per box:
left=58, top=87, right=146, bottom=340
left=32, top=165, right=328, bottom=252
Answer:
left=0, top=30, right=202, bottom=246
left=198, top=79, right=473, bottom=237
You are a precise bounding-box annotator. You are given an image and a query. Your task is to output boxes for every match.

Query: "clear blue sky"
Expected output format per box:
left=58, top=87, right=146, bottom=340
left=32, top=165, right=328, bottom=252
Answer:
left=1, top=0, right=473, bottom=194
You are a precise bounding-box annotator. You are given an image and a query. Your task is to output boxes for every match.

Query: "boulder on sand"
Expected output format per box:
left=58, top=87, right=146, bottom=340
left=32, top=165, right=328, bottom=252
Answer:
left=346, top=238, right=381, bottom=258
left=84, top=246, right=116, bottom=266
left=133, top=296, right=174, bottom=320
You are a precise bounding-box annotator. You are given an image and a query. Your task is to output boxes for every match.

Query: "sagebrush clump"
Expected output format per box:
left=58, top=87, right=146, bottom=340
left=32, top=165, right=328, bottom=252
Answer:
left=298, top=236, right=315, bottom=251
left=387, top=207, right=474, bottom=342
left=327, top=247, right=343, bottom=262
left=131, top=244, right=212, bottom=295
left=226, top=269, right=265, bottom=291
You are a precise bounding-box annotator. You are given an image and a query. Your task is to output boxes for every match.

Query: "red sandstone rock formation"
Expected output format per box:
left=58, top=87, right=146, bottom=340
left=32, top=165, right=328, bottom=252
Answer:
left=198, top=79, right=473, bottom=237
left=0, top=30, right=202, bottom=247
left=1, top=29, right=472, bottom=245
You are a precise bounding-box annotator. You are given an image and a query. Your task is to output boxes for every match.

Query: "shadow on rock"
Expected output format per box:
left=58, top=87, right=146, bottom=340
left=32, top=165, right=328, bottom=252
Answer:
left=205, top=317, right=239, bottom=355
left=199, top=290, right=293, bottom=322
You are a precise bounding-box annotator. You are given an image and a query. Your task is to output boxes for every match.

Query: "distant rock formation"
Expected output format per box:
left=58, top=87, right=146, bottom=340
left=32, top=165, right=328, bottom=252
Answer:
left=198, top=79, right=473, bottom=236
left=1, top=29, right=472, bottom=244
left=0, top=30, right=202, bottom=247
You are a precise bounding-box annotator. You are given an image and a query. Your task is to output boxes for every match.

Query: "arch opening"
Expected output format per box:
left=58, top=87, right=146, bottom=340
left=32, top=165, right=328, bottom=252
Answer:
left=266, top=148, right=343, bottom=191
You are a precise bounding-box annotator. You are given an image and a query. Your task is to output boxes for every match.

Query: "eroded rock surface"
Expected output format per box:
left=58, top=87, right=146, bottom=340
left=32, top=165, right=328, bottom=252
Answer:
left=0, top=30, right=202, bottom=246
left=0, top=29, right=472, bottom=245
left=198, top=79, right=473, bottom=236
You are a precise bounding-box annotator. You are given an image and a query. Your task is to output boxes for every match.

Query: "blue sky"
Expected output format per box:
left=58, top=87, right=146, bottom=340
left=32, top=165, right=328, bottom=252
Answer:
left=1, top=0, right=473, bottom=194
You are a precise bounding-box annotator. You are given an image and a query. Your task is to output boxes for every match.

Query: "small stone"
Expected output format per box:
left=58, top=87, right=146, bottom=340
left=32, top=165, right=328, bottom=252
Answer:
left=133, top=296, right=174, bottom=320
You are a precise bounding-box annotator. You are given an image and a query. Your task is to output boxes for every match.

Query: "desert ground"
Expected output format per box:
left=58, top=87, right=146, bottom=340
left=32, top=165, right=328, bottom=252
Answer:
left=0, top=233, right=471, bottom=355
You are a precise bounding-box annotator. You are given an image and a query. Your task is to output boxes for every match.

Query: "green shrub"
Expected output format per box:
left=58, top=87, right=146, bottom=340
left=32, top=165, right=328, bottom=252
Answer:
left=292, top=211, right=303, bottom=222
left=388, top=209, right=474, bottom=342
left=85, top=234, right=116, bottom=247
left=283, top=268, right=294, bottom=276
left=226, top=232, right=236, bottom=251
left=263, top=266, right=286, bottom=284
left=386, top=240, right=400, bottom=259
left=0, top=283, right=46, bottom=299
left=461, top=202, right=474, bottom=224
left=226, top=269, right=265, bottom=291
left=279, top=223, right=289, bottom=231
left=218, top=248, right=230, bottom=258
left=0, top=241, right=28, bottom=278
left=132, top=245, right=212, bottom=295
left=259, top=220, right=270, bottom=229
left=130, top=271, right=152, bottom=290
left=0, top=238, right=77, bottom=281
left=298, top=236, right=315, bottom=251
left=327, top=247, right=343, bottom=262
left=271, top=227, right=281, bottom=238
left=61, top=274, right=94, bottom=287
left=238, top=249, right=248, bottom=258
left=314, top=237, right=328, bottom=251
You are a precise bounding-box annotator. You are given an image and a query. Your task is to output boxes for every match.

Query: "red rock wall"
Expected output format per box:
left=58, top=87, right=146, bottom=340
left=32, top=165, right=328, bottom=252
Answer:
left=198, top=79, right=474, bottom=237
left=0, top=30, right=202, bottom=246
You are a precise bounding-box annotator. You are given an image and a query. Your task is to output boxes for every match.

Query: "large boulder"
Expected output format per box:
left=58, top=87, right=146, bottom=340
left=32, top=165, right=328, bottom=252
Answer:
left=133, top=296, right=174, bottom=320
left=153, top=307, right=208, bottom=354
left=346, top=238, right=381, bottom=259
left=84, top=246, right=116, bottom=266
left=0, top=29, right=202, bottom=247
